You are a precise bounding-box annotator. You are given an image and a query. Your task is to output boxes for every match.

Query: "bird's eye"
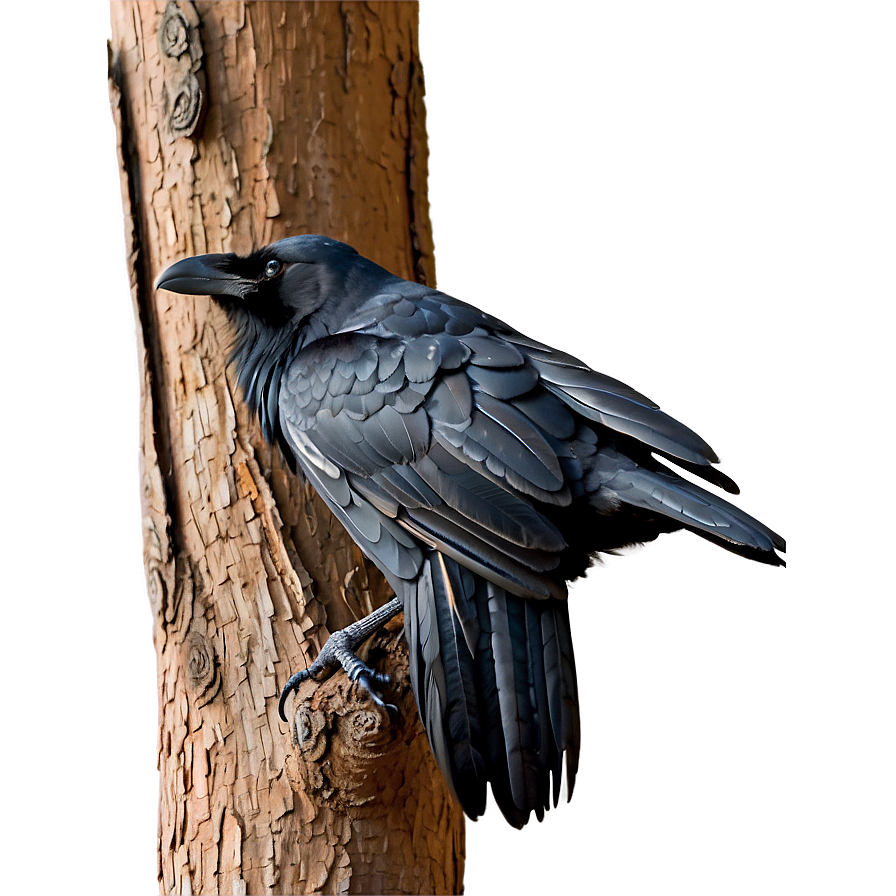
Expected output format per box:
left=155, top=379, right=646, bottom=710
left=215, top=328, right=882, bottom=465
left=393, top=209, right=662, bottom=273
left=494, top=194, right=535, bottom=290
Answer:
left=263, top=260, right=282, bottom=279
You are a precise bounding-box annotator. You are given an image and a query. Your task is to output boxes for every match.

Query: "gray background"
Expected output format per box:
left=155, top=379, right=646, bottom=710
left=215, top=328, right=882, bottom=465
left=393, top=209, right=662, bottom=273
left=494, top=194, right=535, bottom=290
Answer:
left=3, top=2, right=890, bottom=893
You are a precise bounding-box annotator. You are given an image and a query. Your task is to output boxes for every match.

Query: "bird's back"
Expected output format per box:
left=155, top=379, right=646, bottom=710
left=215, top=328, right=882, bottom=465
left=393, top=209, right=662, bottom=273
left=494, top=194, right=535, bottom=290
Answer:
left=276, top=284, right=783, bottom=824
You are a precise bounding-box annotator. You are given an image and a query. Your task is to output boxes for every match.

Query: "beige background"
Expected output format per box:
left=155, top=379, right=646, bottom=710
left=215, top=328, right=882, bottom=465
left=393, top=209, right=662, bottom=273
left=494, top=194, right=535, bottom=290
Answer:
left=3, top=2, right=891, bottom=894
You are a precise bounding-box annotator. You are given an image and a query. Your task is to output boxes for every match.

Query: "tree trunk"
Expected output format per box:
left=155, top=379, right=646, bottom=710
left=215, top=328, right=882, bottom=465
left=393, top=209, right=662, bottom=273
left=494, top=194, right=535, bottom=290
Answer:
left=108, top=2, right=464, bottom=893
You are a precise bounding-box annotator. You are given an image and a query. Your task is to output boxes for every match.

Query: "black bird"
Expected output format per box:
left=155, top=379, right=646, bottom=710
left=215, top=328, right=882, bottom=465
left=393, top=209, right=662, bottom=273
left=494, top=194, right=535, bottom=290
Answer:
left=156, top=235, right=785, bottom=828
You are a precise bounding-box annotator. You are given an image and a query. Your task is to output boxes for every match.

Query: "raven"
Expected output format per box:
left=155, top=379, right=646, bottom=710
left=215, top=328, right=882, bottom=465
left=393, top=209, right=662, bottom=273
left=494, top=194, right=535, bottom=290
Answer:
left=156, top=235, right=785, bottom=828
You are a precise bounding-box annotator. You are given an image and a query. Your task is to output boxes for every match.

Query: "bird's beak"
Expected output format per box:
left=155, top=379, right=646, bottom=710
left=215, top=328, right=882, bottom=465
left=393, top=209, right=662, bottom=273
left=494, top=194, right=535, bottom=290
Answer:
left=154, top=253, right=248, bottom=298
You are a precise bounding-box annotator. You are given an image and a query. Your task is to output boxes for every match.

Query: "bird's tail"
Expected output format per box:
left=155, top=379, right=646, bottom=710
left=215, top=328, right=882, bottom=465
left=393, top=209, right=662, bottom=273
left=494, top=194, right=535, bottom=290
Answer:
left=401, top=550, right=580, bottom=828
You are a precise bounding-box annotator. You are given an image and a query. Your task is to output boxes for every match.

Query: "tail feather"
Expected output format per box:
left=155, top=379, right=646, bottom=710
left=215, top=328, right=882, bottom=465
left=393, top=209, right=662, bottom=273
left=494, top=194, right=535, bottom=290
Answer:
left=434, top=576, right=488, bottom=807
left=404, top=563, right=454, bottom=788
left=470, top=575, right=525, bottom=826
left=406, top=555, right=487, bottom=816
left=525, top=600, right=559, bottom=810
left=538, top=599, right=580, bottom=805
left=402, top=550, right=580, bottom=827
left=488, top=586, right=539, bottom=815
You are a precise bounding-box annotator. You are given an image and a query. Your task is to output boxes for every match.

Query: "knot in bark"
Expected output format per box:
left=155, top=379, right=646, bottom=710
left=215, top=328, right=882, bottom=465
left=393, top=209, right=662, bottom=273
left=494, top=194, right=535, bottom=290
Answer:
left=143, top=518, right=174, bottom=621
left=186, top=631, right=219, bottom=705
left=156, top=1, right=205, bottom=139
left=158, top=5, right=188, bottom=57
left=347, top=708, right=383, bottom=745
left=167, top=75, right=203, bottom=135
left=294, top=706, right=328, bottom=761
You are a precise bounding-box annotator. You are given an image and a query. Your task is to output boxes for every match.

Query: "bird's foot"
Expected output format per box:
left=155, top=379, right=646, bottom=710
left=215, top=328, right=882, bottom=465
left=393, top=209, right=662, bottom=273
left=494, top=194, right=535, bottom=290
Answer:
left=278, top=596, right=403, bottom=721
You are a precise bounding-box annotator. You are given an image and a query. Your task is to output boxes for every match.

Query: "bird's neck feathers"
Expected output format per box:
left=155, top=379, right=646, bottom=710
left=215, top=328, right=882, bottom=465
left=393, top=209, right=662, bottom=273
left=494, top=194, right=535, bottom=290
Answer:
left=224, top=307, right=301, bottom=444
left=218, top=254, right=401, bottom=441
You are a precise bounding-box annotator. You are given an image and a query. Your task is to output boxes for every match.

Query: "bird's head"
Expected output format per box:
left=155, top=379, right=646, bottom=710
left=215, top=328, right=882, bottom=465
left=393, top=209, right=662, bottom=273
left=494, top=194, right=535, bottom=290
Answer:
left=154, top=234, right=382, bottom=329
left=155, top=234, right=400, bottom=440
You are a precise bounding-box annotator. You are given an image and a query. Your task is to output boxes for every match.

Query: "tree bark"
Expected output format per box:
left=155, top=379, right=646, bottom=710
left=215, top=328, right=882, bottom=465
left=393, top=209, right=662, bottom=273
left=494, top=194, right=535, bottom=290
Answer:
left=108, top=3, right=464, bottom=893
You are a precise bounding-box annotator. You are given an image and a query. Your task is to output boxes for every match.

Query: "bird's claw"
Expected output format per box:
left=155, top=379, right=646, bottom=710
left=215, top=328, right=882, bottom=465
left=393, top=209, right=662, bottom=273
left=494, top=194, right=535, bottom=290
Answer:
left=278, top=627, right=396, bottom=721
left=278, top=668, right=314, bottom=720
left=351, top=669, right=398, bottom=714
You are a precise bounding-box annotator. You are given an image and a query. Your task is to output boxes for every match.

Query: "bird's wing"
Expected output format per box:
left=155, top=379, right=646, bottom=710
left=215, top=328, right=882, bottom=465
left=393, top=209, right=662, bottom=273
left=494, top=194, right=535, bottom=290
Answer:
left=279, top=313, right=583, bottom=825
left=495, top=326, right=741, bottom=492
left=278, top=310, right=576, bottom=601
left=349, top=289, right=738, bottom=488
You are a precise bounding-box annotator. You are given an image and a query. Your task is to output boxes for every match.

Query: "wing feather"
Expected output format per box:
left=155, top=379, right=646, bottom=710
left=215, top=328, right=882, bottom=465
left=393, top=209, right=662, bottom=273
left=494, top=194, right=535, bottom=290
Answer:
left=259, top=276, right=777, bottom=833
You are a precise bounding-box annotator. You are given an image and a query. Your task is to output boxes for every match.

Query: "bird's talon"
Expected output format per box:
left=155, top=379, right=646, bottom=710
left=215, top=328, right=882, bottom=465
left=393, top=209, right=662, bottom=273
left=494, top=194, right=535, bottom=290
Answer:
left=352, top=668, right=395, bottom=710
left=278, top=605, right=404, bottom=722
left=351, top=668, right=390, bottom=686
left=278, top=682, right=298, bottom=722
left=278, top=667, right=324, bottom=721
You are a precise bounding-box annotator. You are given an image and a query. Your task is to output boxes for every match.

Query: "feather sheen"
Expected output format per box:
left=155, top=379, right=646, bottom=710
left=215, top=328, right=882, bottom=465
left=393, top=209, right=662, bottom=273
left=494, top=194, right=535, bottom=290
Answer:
left=159, top=235, right=785, bottom=828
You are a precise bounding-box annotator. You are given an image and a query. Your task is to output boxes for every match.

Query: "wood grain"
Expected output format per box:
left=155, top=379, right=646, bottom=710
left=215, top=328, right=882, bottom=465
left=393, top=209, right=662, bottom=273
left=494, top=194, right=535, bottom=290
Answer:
left=108, top=3, right=463, bottom=892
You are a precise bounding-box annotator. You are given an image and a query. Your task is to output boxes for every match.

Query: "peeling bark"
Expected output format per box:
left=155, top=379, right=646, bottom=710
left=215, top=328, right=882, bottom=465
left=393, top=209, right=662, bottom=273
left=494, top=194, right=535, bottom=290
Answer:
left=108, top=3, right=463, bottom=893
